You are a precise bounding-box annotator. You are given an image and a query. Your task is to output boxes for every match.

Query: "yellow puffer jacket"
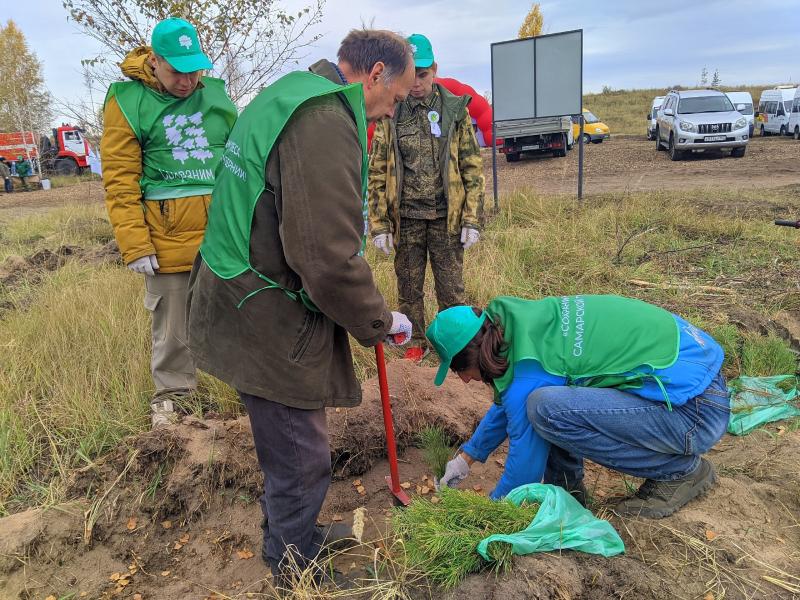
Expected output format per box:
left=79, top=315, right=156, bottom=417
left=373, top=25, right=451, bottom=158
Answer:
left=101, top=47, right=213, bottom=273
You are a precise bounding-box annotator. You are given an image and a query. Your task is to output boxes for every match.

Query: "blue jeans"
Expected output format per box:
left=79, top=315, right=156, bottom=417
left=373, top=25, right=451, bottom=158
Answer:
left=526, top=373, right=730, bottom=483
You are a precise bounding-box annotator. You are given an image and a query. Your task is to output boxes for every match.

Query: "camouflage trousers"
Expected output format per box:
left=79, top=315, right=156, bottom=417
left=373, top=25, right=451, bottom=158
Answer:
left=395, top=217, right=465, bottom=345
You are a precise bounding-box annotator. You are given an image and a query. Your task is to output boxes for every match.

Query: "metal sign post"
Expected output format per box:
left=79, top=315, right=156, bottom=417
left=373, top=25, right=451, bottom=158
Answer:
left=578, top=114, right=584, bottom=200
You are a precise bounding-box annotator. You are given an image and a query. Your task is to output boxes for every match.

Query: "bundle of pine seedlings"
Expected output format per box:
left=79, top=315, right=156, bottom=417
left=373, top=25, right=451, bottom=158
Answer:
left=392, top=487, right=540, bottom=589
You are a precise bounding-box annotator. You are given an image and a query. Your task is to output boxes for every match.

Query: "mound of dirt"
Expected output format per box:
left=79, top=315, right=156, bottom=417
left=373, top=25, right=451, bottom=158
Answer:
left=2, top=358, right=798, bottom=600
left=0, top=241, right=121, bottom=287
left=328, top=360, right=491, bottom=477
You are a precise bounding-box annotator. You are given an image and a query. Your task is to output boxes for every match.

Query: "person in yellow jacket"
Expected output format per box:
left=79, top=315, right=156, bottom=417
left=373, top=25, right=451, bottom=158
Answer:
left=101, top=17, right=236, bottom=427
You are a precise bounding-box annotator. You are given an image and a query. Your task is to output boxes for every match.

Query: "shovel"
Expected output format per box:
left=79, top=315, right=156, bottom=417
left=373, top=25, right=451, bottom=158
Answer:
left=375, top=342, right=411, bottom=506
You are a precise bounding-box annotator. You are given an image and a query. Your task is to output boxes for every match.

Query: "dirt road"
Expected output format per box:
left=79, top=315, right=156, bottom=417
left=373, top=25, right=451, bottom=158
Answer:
left=484, top=134, right=800, bottom=197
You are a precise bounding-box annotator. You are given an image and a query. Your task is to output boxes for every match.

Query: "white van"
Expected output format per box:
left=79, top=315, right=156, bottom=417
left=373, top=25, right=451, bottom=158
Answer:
left=725, top=91, right=754, bottom=137
left=788, top=87, right=800, bottom=140
left=647, top=96, right=665, bottom=140
left=757, top=86, right=797, bottom=136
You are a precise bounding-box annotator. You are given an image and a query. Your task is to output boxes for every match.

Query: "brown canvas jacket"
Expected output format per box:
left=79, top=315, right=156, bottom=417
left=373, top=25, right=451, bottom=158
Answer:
left=187, top=60, right=392, bottom=409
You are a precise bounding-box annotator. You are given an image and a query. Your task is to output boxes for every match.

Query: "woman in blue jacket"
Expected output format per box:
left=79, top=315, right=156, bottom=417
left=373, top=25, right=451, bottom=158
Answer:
left=426, top=294, right=730, bottom=518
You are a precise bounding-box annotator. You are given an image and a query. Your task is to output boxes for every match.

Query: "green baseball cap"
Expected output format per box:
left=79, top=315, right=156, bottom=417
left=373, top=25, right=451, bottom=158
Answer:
left=426, top=306, right=487, bottom=386
left=407, top=33, right=434, bottom=68
left=151, top=17, right=212, bottom=73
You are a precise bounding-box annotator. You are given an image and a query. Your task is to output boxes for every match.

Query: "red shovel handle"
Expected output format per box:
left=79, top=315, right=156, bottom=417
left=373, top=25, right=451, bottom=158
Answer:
left=375, top=343, right=410, bottom=504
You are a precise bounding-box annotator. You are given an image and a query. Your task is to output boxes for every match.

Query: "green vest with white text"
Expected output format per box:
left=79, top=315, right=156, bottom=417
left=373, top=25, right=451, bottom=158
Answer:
left=199, top=71, right=368, bottom=309
left=487, top=295, right=680, bottom=404
left=106, top=77, right=237, bottom=200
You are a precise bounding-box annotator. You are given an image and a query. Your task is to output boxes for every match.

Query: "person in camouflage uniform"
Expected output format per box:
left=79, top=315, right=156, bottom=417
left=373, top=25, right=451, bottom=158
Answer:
left=368, top=33, right=485, bottom=361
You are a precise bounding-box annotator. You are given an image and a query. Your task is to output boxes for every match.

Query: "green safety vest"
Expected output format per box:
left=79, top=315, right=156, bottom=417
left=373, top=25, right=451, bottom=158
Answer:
left=487, top=295, right=681, bottom=407
left=106, top=77, right=237, bottom=200
left=199, top=70, right=369, bottom=309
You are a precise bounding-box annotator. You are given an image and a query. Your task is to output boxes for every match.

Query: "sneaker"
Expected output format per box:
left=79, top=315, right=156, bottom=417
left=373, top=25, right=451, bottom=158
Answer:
left=403, top=346, right=429, bottom=362
left=150, top=398, right=177, bottom=429
left=613, top=458, right=716, bottom=519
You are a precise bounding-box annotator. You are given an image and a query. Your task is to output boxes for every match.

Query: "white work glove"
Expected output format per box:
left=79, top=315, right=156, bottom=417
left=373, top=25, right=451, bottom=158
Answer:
left=438, top=454, right=470, bottom=489
left=127, top=254, right=159, bottom=276
left=460, top=227, right=480, bottom=250
left=373, top=233, right=394, bottom=255
left=387, top=311, right=412, bottom=346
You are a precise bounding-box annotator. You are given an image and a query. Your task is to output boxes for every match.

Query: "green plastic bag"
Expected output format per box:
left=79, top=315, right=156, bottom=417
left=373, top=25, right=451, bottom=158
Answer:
left=476, top=483, right=625, bottom=560
left=727, top=375, right=800, bottom=436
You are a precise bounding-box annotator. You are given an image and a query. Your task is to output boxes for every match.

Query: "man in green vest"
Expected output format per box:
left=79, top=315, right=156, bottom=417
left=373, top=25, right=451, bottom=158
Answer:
left=187, top=29, right=415, bottom=585
left=101, top=17, right=237, bottom=428
left=368, top=34, right=485, bottom=362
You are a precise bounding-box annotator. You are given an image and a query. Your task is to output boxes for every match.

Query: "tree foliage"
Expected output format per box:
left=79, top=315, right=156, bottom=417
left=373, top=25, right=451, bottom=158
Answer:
left=518, top=3, right=544, bottom=39
left=62, top=0, right=325, bottom=105
left=0, top=20, right=53, bottom=134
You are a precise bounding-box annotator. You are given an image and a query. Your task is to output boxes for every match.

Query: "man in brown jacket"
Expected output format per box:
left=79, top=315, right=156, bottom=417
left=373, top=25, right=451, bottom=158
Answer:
left=187, top=30, right=415, bottom=585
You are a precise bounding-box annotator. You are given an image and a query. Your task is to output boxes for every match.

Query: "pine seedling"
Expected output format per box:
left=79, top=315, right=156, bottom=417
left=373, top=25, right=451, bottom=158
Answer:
left=418, top=426, right=451, bottom=480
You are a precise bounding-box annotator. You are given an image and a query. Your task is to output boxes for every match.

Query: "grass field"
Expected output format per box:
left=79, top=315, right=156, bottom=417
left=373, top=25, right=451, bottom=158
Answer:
left=2, top=183, right=799, bottom=515
left=584, top=83, right=789, bottom=136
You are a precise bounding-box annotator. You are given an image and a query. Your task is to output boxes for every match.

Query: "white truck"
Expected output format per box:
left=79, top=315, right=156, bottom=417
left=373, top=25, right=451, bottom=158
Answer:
left=496, top=116, right=574, bottom=162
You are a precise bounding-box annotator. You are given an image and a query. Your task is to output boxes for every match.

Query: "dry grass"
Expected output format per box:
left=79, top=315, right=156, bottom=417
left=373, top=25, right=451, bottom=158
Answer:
left=2, top=185, right=800, bottom=514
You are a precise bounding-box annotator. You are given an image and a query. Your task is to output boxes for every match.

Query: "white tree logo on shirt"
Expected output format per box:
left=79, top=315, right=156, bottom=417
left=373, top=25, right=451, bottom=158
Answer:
left=162, top=112, right=213, bottom=164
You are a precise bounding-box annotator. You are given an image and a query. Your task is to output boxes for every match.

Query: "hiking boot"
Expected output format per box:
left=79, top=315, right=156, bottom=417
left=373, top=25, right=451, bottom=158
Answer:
left=150, top=398, right=177, bottom=429
left=613, top=458, right=716, bottom=519
left=403, top=346, right=429, bottom=363
left=564, top=480, right=588, bottom=508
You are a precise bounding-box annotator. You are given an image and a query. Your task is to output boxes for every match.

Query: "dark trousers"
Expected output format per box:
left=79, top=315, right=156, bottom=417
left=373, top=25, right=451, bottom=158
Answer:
left=3, top=178, right=11, bottom=193
left=239, top=391, right=331, bottom=575
left=395, top=216, right=465, bottom=344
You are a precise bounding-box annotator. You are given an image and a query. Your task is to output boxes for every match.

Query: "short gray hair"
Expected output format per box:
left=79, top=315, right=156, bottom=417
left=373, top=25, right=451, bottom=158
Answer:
left=337, top=29, right=413, bottom=84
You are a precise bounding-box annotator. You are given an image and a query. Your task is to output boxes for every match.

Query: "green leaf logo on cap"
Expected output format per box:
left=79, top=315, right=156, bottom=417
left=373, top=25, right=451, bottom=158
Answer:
left=151, top=17, right=213, bottom=73
left=407, top=33, right=434, bottom=69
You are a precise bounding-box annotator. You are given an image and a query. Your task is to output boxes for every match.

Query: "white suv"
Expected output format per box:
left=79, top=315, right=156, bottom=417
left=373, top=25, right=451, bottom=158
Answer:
left=655, top=89, right=749, bottom=160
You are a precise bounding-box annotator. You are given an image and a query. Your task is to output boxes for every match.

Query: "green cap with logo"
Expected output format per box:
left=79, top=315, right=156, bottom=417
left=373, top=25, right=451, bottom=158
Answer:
left=151, top=17, right=213, bottom=73
left=426, top=306, right=488, bottom=386
left=407, top=33, right=435, bottom=68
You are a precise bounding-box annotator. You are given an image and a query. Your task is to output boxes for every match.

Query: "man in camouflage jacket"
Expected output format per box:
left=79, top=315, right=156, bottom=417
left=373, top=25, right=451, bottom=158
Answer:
left=368, top=33, right=485, bottom=360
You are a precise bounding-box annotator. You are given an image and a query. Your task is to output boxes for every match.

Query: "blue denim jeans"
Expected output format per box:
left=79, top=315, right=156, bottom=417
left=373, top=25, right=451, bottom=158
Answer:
left=526, top=373, right=730, bottom=483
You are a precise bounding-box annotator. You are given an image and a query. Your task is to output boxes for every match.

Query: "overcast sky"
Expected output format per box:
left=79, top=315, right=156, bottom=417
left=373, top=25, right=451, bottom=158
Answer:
left=6, top=0, right=800, bottom=124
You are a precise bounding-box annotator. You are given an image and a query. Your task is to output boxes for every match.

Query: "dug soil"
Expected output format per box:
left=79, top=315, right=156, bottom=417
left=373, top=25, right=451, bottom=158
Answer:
left=1, top=360, right=798, bottom=600
left=485, top=134, right=800, bottom=196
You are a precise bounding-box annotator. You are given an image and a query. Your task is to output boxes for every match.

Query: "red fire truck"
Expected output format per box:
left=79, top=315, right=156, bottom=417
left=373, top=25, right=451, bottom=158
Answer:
left=0, top=125, right=91, bottom=176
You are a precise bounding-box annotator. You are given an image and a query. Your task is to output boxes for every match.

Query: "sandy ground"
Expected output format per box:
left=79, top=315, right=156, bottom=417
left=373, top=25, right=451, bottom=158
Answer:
left=483, top=134, right=800, bottom=197
left=1, top=361, right=799, bottom=600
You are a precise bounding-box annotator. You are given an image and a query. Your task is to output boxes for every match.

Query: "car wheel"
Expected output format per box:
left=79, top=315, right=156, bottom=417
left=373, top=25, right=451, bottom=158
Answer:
left=505, top=152, right=520, bottom=163
left=593, top=139, right=603, bottom=144
left=794, top=127, right=800, bottom=140
left=731, top=147, right=746, bottom=158
left=668, top=134, right=683, bottom=161
left=582, top=133, right=591, bottom=144
left=655, top=128, right=665, bottom=151
left=780, top=125, right=787, bottom=136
